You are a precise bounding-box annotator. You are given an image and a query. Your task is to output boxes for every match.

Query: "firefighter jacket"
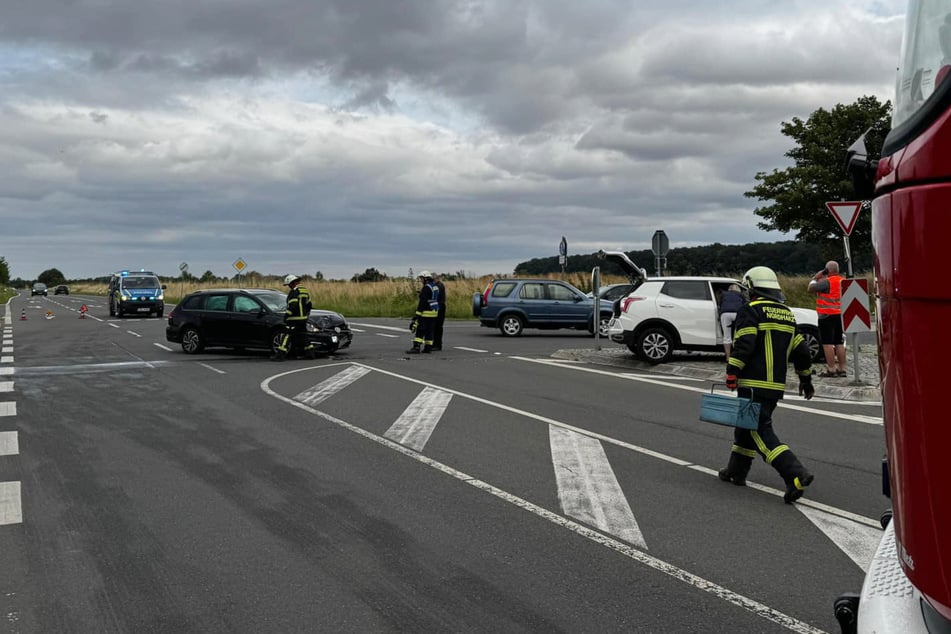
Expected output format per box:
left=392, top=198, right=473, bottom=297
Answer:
left=727, top=298, right=813, bottom=401
left=816, top=275, right=843, bottom=315
left=415, top=283, right=439, bottom=318
left=285, top=285, right=312, bottom=321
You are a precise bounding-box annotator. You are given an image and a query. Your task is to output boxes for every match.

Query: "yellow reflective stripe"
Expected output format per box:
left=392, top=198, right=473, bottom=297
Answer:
left=797, top=369, right=813, bottom=377
left=766, top=444, right=789, bottom=464
left=420, top=310, right=438, bottom=317
left=764, top=330, right=774, bottom=383
left=751, top=432, right=769, bottom=457
left=735, top=327, right=758, bottom=338
left=737, top=378, right=785, bottom=391
left=731, top=445, right=757, bottom=458
left=728, top=357, right=745, bottom=369
left=750, top=434, right=790, bottom=465
left=758, top=323, right=796, bottom=333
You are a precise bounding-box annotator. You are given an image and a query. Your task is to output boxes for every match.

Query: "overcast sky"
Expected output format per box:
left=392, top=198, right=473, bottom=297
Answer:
left=0, top=0, right=905, bottom=281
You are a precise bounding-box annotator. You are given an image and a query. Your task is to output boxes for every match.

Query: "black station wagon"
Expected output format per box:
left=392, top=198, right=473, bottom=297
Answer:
left=166, top=288, right=353, bottom=356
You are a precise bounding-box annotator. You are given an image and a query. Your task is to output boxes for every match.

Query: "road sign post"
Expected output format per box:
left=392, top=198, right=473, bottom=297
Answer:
left=826, top=201, right=866, bottom=384
left=559, top=237, right=568, bottom=274
left=592, top=266, right=601, bottom=350
left=652, top=230, right=669, bottom=276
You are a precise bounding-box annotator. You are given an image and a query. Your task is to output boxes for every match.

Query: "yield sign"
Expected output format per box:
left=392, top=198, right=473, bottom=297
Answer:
left=842, top=278, right=871, bottom=333
left=825, top=201, right=863, bottom=236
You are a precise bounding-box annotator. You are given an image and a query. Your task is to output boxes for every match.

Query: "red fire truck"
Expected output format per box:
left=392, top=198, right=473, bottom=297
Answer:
left=837, top=1, right=951, bottom=632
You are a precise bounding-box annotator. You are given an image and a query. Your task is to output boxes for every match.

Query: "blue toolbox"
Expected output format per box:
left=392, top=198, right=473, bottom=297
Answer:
left=699, top=384, right=760, bottom=430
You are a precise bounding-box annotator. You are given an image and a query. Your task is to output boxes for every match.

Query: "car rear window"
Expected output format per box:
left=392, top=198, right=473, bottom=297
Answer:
left=661, top=281, right=710, bottom=301
left=547, top=284, right=578, bottom=301
left=181, top=295, right=203, bottom=310
left=204, top=295, right=230, bottom=311
left=491, top=282, right=517, bottom=298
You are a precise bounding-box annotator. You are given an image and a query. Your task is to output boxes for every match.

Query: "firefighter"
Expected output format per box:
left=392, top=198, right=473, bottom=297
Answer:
left=272, top=274, right=315, bottom=361
left=432, top=273, right=446, bottom=351
left=718, top=266, right=816, bottom=503
left=407, top=271, right=439, bottom=354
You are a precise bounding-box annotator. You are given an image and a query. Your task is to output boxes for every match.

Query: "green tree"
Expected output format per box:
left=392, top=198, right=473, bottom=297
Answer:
left=199, top=270, right=215, bottom=282
left=351, top=267, right=388, bottom=282
left=37, top=268, right=66, bottom=285
left=0, top=257, right=9, bottom=286
left=746, top=95, right=891, bottom=257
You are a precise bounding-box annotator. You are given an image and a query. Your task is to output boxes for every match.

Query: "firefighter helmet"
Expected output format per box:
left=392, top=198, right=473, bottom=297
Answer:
left=742, top=266, right=785, bottom=302
left=418, top=270, right=433, bottom=280
left=283, top=274, right=301, bottom=287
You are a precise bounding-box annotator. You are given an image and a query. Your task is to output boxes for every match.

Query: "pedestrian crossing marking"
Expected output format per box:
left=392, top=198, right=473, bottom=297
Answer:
left=550, top=426, right=647, bottom=549
left=0, top=431, right=18, bottom=456
left=294, top=365, right=371, bottom=406
left=384, top=387, right=452, bottom=451
left=0, top=481, right=22, bottom=525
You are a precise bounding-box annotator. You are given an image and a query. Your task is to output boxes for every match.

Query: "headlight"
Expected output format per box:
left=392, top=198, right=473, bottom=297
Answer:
left=306, top=322, right=318, bottom=332
left=120, top=292, right=131, bottom=301
left=157, top=293, right=164, bottom=300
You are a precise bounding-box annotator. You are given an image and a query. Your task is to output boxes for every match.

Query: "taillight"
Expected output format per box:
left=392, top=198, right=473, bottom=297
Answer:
left=482, top=283, right=492, bottom=307
left=620, top=296, right=646, bottom=313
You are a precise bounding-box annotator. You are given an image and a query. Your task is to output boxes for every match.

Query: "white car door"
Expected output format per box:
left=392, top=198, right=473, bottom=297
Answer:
left=656, top=280, right=719, bottom=345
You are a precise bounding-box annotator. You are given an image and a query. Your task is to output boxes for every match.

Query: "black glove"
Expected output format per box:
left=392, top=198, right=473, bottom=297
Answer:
left=409, top=317, right=418, bottom=333
left=799, top=377, right=815, bottom=400
left=726, top=374, right=737, bottom=390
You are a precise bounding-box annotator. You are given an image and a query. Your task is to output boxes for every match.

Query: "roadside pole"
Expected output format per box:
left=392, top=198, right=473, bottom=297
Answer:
left=592, top=266, right=601, bottom=351
left=825, top=201, right=867, bottom=385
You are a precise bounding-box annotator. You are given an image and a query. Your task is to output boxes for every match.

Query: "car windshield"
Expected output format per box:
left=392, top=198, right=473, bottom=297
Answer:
left=249, top=290, right=286, bottom=312
left=34, top=284, right=46, bottom=289
left=893, top=0, right=951, bottom=127
left=122, top=276, right=161, bottom=288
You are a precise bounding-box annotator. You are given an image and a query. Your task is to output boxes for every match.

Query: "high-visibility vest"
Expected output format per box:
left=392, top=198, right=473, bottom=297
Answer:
left=816, top=275, right=842, bottom=315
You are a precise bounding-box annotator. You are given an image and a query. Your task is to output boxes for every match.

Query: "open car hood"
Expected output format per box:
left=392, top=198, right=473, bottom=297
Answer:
left=597, top=250, right=649, bottom=284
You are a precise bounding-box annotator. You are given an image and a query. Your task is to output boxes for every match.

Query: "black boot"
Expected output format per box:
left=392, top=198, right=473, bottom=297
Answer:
left=421, top=346, right=433, bottom=353
left=406, top=343, right=421, bottom=354
left=718, top=452, right=753, bottom=487
left=772, top=451, right=814, bottom=504
left=783, top=471, right=814, bottom=504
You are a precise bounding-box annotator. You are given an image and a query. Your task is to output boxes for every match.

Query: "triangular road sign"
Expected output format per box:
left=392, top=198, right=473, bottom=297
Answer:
left=825, top=201, right=863, bottom=236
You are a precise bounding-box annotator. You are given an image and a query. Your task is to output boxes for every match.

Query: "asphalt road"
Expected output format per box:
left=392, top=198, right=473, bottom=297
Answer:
left=0, top=293, right=887, bottom=633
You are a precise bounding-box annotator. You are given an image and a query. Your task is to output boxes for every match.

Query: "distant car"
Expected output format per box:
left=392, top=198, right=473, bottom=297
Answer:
left=54, top=285, right=69, bottom=295
left=166, top=288, right=353, bottom=356
left=108, top=271, right=165, bottom=317
left=31, top=283, right=48, bottom=296
left=599, top=250, right=822, bottom=364
left=472, top=278, right=614, bottom=336
left=586, top=283, right=637, bottom=303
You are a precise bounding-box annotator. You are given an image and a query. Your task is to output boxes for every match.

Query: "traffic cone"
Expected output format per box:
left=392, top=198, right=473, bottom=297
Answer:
left=20, top=309, right=26, bottom=321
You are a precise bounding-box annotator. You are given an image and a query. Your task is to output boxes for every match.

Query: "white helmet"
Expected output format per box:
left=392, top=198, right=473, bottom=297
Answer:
left=742, top=266, right=784, bottom=302
left=418, top=270, right=433, bottom=280
left=283, top=274, right=301, bottom=286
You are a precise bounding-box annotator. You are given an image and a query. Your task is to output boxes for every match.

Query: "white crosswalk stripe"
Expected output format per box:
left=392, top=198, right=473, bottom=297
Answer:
left=0, top=431, right=18, bottom=456
left=550, top=426, right=647, bottom=549
left=294, top=365, right=371, bottom=406
left=384, top=387, right=453, bottom=451
left=0, top=481, right=22, bottom=525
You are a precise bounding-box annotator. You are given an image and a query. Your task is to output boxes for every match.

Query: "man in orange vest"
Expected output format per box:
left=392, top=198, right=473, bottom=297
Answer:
left=807, top=260, right=846, bottom=377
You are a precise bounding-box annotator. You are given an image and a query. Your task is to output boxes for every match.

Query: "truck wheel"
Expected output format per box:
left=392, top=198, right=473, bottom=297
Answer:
left=499, top=315, right=524, bottom=336
left=636, top=327, right=673, bottom=364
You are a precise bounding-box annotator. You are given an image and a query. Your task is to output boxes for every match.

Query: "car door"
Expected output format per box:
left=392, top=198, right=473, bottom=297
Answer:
left=229, top=294, right=272, bottom=348
left=518, top=282, right=550, bottom=322
left=546, top=282, right=589, bottom=324
left=198, top=293, right=234, bottom=345
left=656, top=280, right=719, bottom=345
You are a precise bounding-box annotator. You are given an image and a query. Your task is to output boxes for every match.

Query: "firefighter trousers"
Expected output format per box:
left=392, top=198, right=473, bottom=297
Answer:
left=277, top=320, right=313, bottom=357
left=724, top=399, right=809, bottom=487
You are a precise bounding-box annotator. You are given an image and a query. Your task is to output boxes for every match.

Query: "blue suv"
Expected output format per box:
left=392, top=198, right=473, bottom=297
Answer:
left=472, top=278, right=613, bottom=336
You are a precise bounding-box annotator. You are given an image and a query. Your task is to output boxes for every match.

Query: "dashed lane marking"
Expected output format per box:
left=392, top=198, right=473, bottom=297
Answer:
left=198, top=363, right=226, bottom=375
left=0, top=402, right=15, bottom=417
left=153, top=343, right=174, bottom=352
left=453, top=346, right=489, bottom=353
left=376, top=333, right=400, bottom=339
left=0, top=431, right=18, bottom=456
left=0, top=481, right=22, bottom=525
left=126, top=331, right=142, bottom=338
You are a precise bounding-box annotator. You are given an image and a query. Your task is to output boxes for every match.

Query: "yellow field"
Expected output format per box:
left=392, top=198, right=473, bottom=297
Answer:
left=66, top=272, right=871, bottom=319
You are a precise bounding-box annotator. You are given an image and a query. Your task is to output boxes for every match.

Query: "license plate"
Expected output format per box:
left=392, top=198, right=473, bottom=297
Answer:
left=138, top=307, right=151, bottom=312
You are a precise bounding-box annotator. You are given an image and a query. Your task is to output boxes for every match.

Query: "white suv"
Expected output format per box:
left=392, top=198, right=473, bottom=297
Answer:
left=599, top=251, right=822, bottom=364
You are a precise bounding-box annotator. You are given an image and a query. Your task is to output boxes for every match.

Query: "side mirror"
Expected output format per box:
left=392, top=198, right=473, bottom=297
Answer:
left=844, top=130, right=879, bottom=200
left=161, top=284, right=168, bottom=290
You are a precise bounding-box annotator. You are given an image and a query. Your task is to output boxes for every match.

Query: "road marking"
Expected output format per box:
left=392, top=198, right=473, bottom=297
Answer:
left=262, top=366, right=825, bottom=634
left=198, top=363, right=226, bottom=375
left=0, top=356, right=12, bottom=363
left=126, top=331, right=142, bottom=338
left=384, top=387, right=453, bottom=451
left=798, top=504, right=882, bottom=572
left=294, top=365, right=371, bottom=406
left=153, top=343, right=173, bottom=352
left=0, top=481, right=22, bottom=525
left=109, top=323, right=119, bottom=329
left=0, top=368, right=11, bottom=376
left=550, top=426, right=647, bottom=548
left=2, top=347, right=13, bottom=353
left=10, top=361, right=171, bottom=376
left=0, top=382, right=12, bottom=392
left=0, top=431, right=18, bottom=456
left=350, top=322, right=406, bottom=333
left=454, top=346, right=489, bottom=353
left=377, top=333, right=400, bottom=339
left=0, top=402, right=15, bottom=417
left=514, top=357, right=883, bottom=424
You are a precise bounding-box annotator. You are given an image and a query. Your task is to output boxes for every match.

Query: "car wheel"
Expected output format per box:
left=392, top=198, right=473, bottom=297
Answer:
left=499, top=314, right=524, bottom=336
left=799, top=326, right=822, bottom=363
left=636, top=327, right=674, bottom=364
left=589, top=315, right=611, bottom=337
left=271, top=330, right=286, bottom=354
left=180, top=327, right=205, bottom=354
